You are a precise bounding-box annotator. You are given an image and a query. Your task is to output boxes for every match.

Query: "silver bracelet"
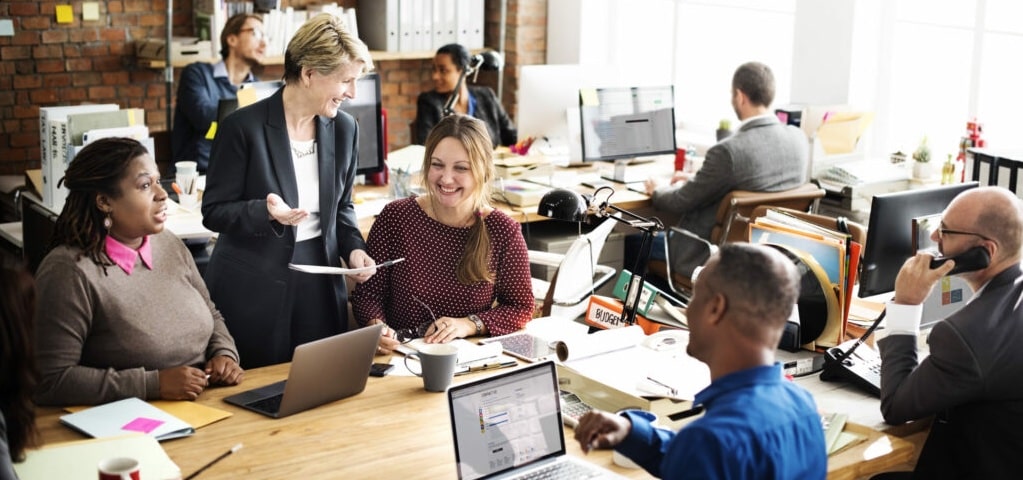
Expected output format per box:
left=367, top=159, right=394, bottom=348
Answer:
left=469, top=314, right=484, bottom=336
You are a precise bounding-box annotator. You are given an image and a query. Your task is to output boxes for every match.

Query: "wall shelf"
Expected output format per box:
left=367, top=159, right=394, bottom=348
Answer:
left=141, top=50, right=436, bottom=69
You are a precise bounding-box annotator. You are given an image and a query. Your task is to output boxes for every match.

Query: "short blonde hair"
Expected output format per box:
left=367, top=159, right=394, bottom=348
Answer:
left=283, top=13, right=374, bottom=82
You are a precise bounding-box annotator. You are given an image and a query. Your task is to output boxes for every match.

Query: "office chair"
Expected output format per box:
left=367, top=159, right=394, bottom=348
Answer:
left=21, top=193, right=58, bottom=275
left=648, top=182, right=827, bottom=299
left=529, top=215, right=619, bottom=320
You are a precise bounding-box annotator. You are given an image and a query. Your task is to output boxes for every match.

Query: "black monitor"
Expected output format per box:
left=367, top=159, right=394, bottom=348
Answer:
left=343, top=72, right=386, bottom=176
left=578, top=85, right=676, bottom=162
left=858, top=182, right=979, bottom=298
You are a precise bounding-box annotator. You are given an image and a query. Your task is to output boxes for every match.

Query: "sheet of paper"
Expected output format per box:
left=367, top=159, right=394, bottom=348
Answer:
left=288, top=258, right=404, bottom=275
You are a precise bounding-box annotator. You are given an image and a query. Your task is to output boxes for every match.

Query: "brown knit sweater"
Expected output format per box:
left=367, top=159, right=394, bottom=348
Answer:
left=33, top=230, right=239, bottom=406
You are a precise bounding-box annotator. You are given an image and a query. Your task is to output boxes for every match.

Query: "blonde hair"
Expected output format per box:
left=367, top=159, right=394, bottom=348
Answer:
left=283, top=13, right=374, bottom=82
left=420, top=115, right=496, bottom=284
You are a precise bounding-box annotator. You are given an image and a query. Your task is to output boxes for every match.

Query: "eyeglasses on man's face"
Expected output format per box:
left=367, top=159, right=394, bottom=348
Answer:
left=935, top=224, right=992, bottom=242
left=238, top=27, right=266, bottom=42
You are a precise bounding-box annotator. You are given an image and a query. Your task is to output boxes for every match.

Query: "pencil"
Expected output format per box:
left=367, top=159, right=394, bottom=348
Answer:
left=183, top=443, right=243, bottom=480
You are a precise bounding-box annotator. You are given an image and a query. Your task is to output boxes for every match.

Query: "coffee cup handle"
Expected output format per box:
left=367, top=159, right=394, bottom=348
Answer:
left=404, top=353, right=423, bottom=377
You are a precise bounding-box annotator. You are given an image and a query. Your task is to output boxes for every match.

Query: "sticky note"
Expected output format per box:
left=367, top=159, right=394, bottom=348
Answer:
left=205, top=122, right=218, bottom=140
left=55, top=5, right=73, bottom=24
left=0, top=19, right=14, bottom=37
left=82, top=2, right=100, bottom=21
left=121, top=416, right=165, bottom=434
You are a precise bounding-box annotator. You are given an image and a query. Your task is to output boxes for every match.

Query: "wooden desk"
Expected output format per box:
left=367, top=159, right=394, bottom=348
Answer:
left=31, top=357, right=916, bottom=480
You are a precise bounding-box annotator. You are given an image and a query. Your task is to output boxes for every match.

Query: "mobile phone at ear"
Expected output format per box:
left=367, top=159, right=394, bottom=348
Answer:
left=369, top=362, right=394, bottom=377
left=930, top=246, right=991, bottom=275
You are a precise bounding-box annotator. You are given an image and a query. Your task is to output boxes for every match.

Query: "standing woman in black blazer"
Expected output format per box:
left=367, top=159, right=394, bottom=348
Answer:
left=413, top=43, right=517, bottom=148
left=202, top=13, right=377, bottom=369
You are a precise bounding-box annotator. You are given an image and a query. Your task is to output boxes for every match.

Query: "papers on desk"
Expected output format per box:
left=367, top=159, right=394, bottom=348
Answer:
left=65, top=400, right=233, bottom=430
left=818, top=159, right=909, bottom=186
left=59, top=397, right=195, bottom=441
left=14, top=434, right=181, bottom=480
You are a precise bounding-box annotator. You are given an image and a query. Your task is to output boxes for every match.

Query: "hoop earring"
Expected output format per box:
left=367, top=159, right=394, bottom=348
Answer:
left=103, top=213, right=112, bottom=230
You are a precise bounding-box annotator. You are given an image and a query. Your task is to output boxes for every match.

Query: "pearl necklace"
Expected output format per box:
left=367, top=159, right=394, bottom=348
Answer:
left=290, top=140, right=315, bottom=157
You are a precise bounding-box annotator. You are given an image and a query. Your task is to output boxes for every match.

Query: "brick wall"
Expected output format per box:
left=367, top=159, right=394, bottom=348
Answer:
left=0, top=0, right=547, bottom=176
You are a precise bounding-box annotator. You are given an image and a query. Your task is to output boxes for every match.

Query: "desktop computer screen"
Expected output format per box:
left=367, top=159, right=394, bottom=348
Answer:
left=858, top=182, right=979, bottom=300
left=578, top=85, right=676, bottom=162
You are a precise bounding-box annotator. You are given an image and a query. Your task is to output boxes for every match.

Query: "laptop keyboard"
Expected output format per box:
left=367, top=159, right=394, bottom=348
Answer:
left=515, top=460, right=603, bottom=480
left=247, top=394, right=283, bottom=414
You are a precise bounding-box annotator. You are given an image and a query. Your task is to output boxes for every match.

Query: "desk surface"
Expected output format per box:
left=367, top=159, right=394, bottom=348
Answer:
left=31, top=354, right=916, bottom=480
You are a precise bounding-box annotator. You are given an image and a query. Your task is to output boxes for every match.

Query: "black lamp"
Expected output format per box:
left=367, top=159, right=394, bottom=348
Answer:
left=537, top=186, right=665, bottom=327
left=443, top=50, right=504, bottom=116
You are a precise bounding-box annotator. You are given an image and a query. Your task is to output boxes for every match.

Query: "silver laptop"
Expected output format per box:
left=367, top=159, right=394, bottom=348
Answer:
left=223, top=324, right=384, bottom=418
left=447, top=361, right=626, bottom=479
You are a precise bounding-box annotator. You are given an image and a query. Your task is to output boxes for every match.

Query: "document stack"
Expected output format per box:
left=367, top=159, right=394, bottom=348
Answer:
left=38, top=104, right=153, bottom=211
left=748, top=209, right=862, bottom=350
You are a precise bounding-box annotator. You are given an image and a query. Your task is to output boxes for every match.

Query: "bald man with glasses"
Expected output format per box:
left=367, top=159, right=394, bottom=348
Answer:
left=876, top=186, right=1023, bottom=479
left=173, top=13, right=267, bottom=172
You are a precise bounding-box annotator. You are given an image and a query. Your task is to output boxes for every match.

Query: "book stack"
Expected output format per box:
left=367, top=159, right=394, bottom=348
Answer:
left=38, top=104, right=154, bottom=211
left=748, top=209, right=862, bottom=350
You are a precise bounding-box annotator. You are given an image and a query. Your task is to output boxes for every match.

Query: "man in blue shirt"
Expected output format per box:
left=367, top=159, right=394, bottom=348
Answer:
left=172, top=14, right=266, bottom=172
left=574, top=243, right=827, bottom=479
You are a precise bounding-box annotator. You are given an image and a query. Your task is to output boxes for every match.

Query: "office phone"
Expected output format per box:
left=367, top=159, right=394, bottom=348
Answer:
left=821, top=246, right=990, bottom=396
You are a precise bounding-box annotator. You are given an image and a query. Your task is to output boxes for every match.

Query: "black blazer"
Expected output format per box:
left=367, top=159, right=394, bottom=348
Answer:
left=413, top=85, right=517, bottom=147
left=201, top=88, right=366, bottom=332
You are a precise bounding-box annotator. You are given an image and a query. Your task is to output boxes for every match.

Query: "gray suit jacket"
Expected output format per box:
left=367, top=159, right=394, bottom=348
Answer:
left=879, top=264, right=1023, bottom=479
left=650, top=115, right=808, bottom=276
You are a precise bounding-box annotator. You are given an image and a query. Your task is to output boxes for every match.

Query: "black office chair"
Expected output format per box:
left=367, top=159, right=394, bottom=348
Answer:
left=21, top=194, right=58, bottom=275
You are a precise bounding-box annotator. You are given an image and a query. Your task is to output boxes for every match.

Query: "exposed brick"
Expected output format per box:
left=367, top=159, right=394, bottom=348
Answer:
left=73, top=72, right=102, bottom=87
left=43, top=73, right=73, bottom=88
left=36, top=59, right=64, bottom=73
left=40, top=29, right=68, bottom=44
left=12, top=75, right=41, bottom=89
left=88, top=85, right=117, bottom=99
left=29, top=89, right=59, bottom=104
left=66, top=58, right=93, bottom=72
left=103, top=71, right=131, bottom=85
left=140, top=13, right=164, bottom=27
left=63, top=88, right=88, bottom=102
left=1, top=46, right=31, bottom=60
left=9, top=3, right=40, bottom=16
left=12, top=30, right=40, bottom=46
left=63, top=44, right=82, bottom=58
left=14, top=60, right=34, bottom=75
left=20, top=16, right=51, bottom=30
left=10, top=132, right=37, bottom=148
left=0, top=92, right=14, bottom=106
left=93, top=57, right=125, bottom=72
left=108, top=2, right=124, bottom=14
left=101, top=28, right=127, bottom=42
left=69, top=28, right=101, bottom=43
left=32, top=44, right=63, bottom=59
left=121, top=84, right=145, bottom=98
left=82, top=44, right=110, bottom=57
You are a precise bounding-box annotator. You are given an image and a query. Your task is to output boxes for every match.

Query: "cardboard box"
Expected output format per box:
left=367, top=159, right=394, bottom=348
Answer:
left=136, top=37, right=212, bottom=63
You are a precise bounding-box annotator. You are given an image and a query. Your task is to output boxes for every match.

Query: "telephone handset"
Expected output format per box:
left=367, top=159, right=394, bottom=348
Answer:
left=929, top=246, right=991, bottom=275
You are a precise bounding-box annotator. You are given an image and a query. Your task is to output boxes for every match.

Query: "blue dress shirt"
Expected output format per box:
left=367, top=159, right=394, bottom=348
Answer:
left=616, top=363, right=827, bottom=479
left=172, top=61, right=254, bottom=172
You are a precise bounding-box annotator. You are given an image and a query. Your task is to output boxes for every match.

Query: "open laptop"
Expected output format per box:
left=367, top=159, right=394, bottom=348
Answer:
left=447, top=361, right=626, bottom=479
left=224, top=324, right=384, bottom=418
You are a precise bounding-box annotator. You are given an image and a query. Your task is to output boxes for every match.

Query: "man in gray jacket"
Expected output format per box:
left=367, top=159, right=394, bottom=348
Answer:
left=878, top=186, right=1023, bottom=479
left=636, top=61, right=809, bottom=281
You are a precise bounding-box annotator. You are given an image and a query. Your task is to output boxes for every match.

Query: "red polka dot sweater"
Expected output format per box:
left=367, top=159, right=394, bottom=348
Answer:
left=352, top=197, right=534, bottom=336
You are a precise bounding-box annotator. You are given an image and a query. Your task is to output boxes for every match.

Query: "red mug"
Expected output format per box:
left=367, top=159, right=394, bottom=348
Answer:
left=674, top=148, right=686, bottom=172
left=98, top=457, right=140, bottom=480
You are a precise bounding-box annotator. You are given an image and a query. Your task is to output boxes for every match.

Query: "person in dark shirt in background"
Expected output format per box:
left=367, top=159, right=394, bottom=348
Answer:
left=1, top=265, right=38, bottom=479
left=173, top=13, right=266, bottom=172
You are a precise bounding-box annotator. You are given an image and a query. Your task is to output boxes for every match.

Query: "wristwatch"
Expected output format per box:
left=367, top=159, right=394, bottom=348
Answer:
left=469, top=314, right=484, bottom=336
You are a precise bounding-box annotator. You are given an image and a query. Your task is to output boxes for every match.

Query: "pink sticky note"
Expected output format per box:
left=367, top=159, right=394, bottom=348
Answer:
left=121, top=417, right=165, bottom=434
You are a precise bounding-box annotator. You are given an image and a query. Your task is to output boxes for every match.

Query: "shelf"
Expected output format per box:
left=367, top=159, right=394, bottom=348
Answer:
left=141, top=50, right=435, bottom=69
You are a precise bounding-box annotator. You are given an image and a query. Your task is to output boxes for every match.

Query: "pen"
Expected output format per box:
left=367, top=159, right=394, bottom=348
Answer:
left=183, top=443, right=242, bottom=480
left=456, top=361, right=517, bottom=376
left=377, top=258, right=405, bottom=268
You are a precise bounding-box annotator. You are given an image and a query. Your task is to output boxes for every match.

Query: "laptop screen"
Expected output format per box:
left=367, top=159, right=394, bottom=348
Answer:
left=448, top=361, right=567, bottom=480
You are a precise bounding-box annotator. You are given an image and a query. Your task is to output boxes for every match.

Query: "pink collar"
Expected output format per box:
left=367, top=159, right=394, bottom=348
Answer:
left=104, top=235, right=153, bottom=275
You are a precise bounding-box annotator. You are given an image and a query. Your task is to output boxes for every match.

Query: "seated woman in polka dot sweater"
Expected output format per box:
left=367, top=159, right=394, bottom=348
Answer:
left=352, top=115, right=534, bottom=354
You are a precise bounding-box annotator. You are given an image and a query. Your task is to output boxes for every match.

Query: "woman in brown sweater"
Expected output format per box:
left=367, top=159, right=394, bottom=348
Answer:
left=33, top=137, right=243, bottom=406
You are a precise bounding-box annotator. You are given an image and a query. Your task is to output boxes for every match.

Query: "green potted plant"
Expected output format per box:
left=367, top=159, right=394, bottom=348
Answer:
left=716, top=119, right=732, bottom=142
left=912, top=136, right=934, bottom=180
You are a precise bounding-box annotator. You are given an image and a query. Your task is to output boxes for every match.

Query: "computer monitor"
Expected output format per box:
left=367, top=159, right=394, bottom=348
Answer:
left=858, top=182, right=979, bottom=298
left=343, top=72, right=386, bottom=176
left=578, top=85, right=676, bottom=162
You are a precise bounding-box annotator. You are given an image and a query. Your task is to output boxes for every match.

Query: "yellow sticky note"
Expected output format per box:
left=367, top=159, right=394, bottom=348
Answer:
left=579, top=88, right=598, bottom=106
left=82, top=2, right=100, bottom=21
left=55, top=5, right=74, bottom=24
left=205, top=122, right=218, bottom=140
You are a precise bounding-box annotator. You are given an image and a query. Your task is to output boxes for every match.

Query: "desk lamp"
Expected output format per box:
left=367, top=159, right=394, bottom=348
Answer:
left=537, top=187, right=664, bottom=327
left=443, top=50, right=504, bottom=116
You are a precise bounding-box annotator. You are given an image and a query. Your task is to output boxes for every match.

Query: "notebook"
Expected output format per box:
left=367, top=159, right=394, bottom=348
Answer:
left=447, top=361, right=626, bottom=479
left=59, top=397, right=194, bottom=441
left=13, top=434, right=180, bottom=480
left=223, top=324, right=384, bottom=418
